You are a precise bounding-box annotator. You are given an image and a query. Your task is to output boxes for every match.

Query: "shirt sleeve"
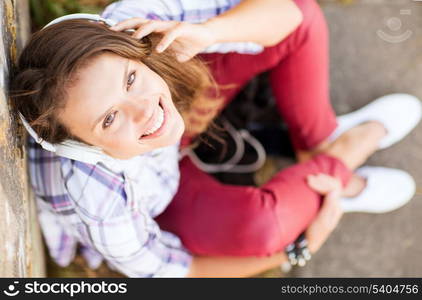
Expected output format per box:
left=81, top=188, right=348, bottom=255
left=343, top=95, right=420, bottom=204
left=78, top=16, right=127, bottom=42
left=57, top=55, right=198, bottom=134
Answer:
left=35, top=198, right=79, bottom=267
left=101, top=0, right=263, bottom=54
left=63, top=160, right=193, bottom=278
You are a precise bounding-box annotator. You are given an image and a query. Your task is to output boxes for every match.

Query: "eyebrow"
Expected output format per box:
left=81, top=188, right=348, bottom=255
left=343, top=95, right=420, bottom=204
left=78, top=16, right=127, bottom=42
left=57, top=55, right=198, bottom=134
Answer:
left=122, top=59, right=130, bottom=91
left=91, top=59, right=130, bottom=131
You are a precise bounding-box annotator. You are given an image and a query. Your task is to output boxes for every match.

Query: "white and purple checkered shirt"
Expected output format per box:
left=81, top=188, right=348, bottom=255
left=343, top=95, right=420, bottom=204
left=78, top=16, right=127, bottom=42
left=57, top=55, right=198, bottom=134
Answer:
left=29, top=137, right=192, bottom=277
left=31, top=0, right=260, bottom=278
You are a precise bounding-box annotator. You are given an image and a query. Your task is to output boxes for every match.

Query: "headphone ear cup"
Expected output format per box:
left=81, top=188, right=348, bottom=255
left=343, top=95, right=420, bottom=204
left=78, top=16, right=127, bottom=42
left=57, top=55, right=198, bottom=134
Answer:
left=18, top=112, right=57, bottom=152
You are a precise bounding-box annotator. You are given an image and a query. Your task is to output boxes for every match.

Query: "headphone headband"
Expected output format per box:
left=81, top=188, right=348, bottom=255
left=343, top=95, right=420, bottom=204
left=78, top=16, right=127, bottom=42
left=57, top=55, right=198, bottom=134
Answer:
left=43, top=13, right=117, bottom=28
left=18, top=13, right=121, bottom=166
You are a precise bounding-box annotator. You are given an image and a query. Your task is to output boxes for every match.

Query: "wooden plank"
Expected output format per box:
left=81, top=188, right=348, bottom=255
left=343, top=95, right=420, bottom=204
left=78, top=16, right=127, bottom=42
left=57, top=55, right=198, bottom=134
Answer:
left=0, top=0, right=45, bottom=277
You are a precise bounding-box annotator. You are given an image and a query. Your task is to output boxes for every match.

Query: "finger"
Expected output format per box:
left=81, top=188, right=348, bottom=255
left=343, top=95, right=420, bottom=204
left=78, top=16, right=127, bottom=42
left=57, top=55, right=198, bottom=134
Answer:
left=307, top=174, right=341, bottom=194
left=132, top=22, right=158, bottom=39
left=133, top=21, right=176, bottom=40
left=109, top=17, right=149, bottom=31
left=156, top=26, right=182, bottom=52
left=307, top=174, right=334, bottom=194
left=316, top=173, right=341, bottom=189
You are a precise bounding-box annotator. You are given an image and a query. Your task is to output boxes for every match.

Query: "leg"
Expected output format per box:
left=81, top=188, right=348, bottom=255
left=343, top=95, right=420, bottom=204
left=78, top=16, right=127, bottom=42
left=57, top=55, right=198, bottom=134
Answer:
left=268, top=0, right=335, bottom=151
left=182, top=0, right=334, bottom=152
left=155, top=154, right=352, bottom=256
left=157, top=119, right=387, bottom=256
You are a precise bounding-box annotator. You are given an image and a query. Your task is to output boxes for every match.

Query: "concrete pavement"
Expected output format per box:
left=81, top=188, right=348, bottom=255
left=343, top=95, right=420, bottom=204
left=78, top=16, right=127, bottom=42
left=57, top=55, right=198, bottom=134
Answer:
left=290, top=0, right=422, bottom=277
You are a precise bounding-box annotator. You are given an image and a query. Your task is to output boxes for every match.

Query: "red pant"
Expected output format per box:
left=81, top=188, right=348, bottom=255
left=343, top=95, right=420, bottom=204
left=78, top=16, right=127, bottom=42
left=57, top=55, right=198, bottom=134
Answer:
left=155, top=0, right=353, bottom=256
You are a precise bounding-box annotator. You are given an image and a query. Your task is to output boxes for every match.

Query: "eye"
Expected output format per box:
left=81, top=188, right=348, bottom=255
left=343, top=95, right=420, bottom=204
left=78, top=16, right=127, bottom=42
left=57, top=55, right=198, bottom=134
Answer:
left=127, top=71, right=136, bottom=90
left=103, top=111, right=117, bottom=129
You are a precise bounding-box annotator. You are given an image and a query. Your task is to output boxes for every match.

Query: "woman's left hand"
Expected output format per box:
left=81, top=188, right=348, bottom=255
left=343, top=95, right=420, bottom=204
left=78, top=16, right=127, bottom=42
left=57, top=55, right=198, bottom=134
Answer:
left=305, top=173, right=344, bottom=253
left=110, top=18, right=217, bottom=62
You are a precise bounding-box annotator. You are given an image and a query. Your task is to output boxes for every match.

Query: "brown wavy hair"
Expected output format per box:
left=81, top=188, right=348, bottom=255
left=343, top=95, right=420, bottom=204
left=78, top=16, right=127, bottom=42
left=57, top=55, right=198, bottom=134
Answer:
left=10, top=19, right=222, bottom=145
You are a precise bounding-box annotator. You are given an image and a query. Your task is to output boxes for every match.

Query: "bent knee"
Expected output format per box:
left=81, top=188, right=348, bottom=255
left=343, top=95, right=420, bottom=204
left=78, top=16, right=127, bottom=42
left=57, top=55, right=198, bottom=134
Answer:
left=293, top=0, right=327, bottom=30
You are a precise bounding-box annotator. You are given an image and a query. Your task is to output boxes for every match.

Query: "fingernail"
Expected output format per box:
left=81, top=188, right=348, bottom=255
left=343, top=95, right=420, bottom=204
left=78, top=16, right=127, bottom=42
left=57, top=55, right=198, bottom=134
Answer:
left=156, top=45, right=164, bottom=52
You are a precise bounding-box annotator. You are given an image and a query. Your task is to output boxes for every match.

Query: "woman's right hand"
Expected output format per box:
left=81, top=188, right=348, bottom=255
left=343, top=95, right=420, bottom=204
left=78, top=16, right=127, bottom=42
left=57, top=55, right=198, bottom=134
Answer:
left=110, top=18, right=217, bottom=62
left=305, top=173, right=344, bottom=253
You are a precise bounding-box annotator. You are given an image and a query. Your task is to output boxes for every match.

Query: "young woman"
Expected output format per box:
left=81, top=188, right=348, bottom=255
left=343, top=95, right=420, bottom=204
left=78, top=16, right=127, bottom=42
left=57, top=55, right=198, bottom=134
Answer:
left=11, top=0, right=420, bottom=277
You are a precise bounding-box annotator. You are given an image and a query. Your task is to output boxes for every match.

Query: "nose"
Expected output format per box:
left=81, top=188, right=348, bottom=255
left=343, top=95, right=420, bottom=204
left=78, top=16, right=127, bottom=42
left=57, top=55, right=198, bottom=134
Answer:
left=124, top=97, right=151, bottom=124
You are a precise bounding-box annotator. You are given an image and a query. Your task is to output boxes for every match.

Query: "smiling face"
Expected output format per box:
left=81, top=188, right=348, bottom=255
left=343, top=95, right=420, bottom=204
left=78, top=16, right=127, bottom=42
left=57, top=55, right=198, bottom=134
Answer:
left=59, top=52, right=185, bottom=159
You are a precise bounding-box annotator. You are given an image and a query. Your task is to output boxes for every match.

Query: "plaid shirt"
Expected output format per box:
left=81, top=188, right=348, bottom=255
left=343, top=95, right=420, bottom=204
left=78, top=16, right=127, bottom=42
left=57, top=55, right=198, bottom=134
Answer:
left=101, top=0, right=263, bottom=54
left=29, top=137, right=192, bottom=277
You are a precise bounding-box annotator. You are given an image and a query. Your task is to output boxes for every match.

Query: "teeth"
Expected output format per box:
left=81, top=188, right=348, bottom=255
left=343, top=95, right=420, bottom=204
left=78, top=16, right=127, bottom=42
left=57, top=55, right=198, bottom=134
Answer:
left=143, top=105, right=164, bottom=136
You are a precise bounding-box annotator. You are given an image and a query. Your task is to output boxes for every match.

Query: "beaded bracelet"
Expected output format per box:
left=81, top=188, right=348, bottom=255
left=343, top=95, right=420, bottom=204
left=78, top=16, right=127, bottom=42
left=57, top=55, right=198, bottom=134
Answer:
left=284, top=232, right=312, bottom=268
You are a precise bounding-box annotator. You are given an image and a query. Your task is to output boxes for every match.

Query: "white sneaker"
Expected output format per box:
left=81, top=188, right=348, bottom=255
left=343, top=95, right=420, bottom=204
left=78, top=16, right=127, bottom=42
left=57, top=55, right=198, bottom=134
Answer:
left=341, top=166, right=416, bottom=213
left=330, top=94, right=422, bottom=149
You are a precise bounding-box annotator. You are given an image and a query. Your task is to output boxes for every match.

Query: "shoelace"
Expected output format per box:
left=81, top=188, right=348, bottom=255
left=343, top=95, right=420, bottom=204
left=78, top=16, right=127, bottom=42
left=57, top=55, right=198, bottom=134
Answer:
left=179, top=117, right=267, bottom=173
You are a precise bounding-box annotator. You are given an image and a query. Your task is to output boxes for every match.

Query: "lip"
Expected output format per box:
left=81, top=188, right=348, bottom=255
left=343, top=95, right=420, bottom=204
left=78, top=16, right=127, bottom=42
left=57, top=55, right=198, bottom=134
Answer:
left=138, top=97, right=168, bottom=140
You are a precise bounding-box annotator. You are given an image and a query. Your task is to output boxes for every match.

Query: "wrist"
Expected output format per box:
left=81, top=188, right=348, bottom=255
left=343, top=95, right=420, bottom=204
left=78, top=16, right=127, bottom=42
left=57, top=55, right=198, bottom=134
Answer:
left=284, top=233, right=312, bottom=268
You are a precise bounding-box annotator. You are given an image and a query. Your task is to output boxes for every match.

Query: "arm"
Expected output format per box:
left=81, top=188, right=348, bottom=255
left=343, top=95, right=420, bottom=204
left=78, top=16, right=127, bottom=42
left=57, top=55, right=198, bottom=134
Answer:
left=65, top=162, right=192, bottom=277
left=188, top=253, right=287, bottom=278
left=86, top=216, right=193, bottom=277
left=110, top=0, right=303, bottom=61
left=204, top=0, right=303, bottom=47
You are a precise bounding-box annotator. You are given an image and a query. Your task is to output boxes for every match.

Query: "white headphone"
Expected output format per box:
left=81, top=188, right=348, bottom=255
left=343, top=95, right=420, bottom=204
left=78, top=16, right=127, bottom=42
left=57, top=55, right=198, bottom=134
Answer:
left=44, top=13, right=117, bottom=27
left=18, top=13, right=131, bottom=166
left=20, top=13, right=267, bottom=172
